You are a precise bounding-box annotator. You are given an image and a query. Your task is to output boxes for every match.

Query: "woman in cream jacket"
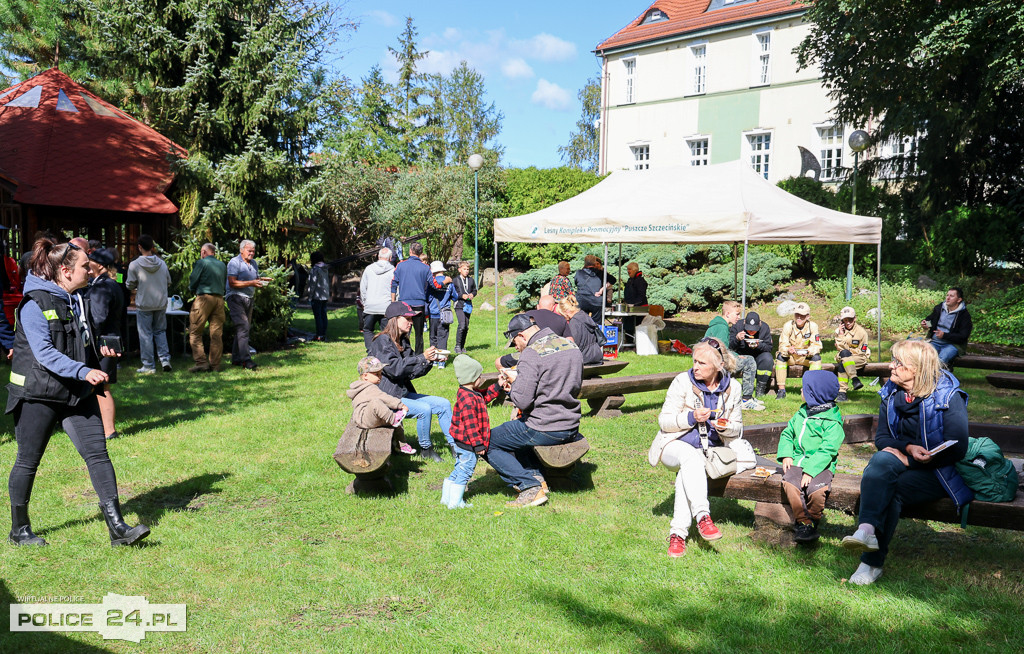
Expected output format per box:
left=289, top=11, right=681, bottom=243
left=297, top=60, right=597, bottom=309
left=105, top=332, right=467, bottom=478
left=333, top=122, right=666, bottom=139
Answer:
left=649, top=337, right=744, bottom=557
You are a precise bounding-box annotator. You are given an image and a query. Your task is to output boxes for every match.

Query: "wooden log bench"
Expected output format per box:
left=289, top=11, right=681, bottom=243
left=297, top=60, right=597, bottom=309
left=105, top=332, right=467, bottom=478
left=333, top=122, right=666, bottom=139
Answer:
left=985, top=373, right=1024, bottom=391
left=534, top=435, right=591, bottom=485
left=333, top=422, right=405, bottom=495
left=707, top=416, right=1024, bottom=545
left=955, top=354, right=1024, bottom=373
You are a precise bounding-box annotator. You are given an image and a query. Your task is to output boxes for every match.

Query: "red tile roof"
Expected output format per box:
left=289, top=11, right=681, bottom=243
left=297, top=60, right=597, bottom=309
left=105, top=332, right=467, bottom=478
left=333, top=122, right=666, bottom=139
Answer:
left=0, top=68, right=186, bottom=214
left=596, top=0, right=807, bottom=52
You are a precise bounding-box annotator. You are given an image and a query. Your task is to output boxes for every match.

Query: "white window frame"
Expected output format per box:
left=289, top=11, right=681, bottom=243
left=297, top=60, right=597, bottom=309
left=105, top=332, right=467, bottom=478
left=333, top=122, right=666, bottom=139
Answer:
left=880, top=134, right=921, bottom=179
left=688, top=43, right=707, bottom=95
left=743, top=129, right=772, bottom=179
left=752, top=29, right=772, bottom=87
left=815, top=123, right=844, bottom=181
left=630, top=143, right=650, bottom=170
left=685, top=136, right=710, bottom=166
left=622, top=56, right=637, bottom=104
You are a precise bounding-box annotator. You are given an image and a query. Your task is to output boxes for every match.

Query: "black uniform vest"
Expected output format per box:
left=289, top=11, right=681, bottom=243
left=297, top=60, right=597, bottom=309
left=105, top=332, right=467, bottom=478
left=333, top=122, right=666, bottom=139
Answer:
left=7, top=289, right=95, bottom=408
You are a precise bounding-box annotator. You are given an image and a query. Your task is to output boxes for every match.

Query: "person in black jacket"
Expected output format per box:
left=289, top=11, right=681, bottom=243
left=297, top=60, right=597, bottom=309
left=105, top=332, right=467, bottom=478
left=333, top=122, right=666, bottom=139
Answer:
left=573, top=255, right=611, bottom=319
left=451, top=261, right=477, bottom=354
left=729, top=311, right=774, bottom=398
left=86, top=248, right=124, bottom=440
left=368, top=301, right=453, bottom=462
left=621, top=262, right=648, bottom=342
left=8, top=237, right=148, bottom=547
left=921, top=287, right=973, bottom=365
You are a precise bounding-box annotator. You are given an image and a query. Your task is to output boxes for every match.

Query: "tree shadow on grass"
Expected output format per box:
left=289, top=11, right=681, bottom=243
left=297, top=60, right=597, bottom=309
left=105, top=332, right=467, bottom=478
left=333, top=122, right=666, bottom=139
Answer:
left=0, top=578, right=116, bottom=653
left=37, top=473, right=231, bottom=538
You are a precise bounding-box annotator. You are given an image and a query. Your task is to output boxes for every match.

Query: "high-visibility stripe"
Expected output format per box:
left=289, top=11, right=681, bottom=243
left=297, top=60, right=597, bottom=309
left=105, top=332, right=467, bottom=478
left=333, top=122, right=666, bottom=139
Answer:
left=42, top=309, right=58, bottom=321
left=809, top=361, right=822, bottom=370
left=10, top=372, right=25, bottom=386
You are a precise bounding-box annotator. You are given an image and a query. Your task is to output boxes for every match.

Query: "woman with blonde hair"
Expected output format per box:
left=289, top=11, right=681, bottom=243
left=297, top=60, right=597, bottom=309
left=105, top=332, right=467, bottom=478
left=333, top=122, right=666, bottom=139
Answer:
left=648, top=337, right=744, bottom=557
left=841, top=339, right=972, bottom=585
left=557, top=295, right=603, bottom=364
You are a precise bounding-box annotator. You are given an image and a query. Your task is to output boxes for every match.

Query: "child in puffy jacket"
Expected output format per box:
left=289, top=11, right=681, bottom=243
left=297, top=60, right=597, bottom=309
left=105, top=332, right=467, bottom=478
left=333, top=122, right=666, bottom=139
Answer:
left=346, top=356, right=414, bottom=453
left=776, top=370, right=845, bottom=544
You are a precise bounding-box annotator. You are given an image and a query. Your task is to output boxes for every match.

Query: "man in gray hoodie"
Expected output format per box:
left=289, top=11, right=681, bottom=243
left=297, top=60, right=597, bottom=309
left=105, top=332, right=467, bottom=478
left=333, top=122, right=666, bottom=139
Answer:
left=126, top=234, right=171, bottom=374
left=359, top=248, right=395, bottom=351
left=488, top=314, right=584, bottom=508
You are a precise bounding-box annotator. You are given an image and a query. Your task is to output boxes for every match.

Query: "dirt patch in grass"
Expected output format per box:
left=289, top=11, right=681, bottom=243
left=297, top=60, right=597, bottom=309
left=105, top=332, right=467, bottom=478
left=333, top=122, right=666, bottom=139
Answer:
left=290, top=596, right=430, bottom=630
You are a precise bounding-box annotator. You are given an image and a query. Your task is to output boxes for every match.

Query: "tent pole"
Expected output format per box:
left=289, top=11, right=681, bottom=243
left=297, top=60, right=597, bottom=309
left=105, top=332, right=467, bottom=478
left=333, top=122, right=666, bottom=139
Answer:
left=741, top=239, right=749, bottom=314
left=617, top=243, right=622, bottom=305
left=602, top=242, right=608, bottom=325
left=877, top=241, right=882, bottom=362
left=494, top=240, right=499, bottom=347
left=733, top=242, right=738, bottom=298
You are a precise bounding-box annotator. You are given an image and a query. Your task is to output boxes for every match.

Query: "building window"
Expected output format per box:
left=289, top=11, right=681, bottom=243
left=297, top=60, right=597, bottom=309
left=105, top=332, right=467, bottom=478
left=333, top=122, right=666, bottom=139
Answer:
left=746, top=132, right=771, bottom=178
left=881, top=135, right=920, bottom=178
left=687, top=138, right=709, bottom=166
left=754, top=32, right=771, bottom=86
left=691, top=45, right=706, bottom=95
left=642, top=9, right=668, bottom=24
left=623, top=58, right=636, bottom=104
left=631, top=145, right=650, bottom=170
left=817, top=125, right=844, bottom=181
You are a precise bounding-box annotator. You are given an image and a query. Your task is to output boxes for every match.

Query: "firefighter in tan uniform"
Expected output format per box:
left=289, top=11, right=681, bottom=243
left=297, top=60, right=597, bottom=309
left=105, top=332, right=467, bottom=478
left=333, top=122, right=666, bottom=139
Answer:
left=774, top=302, right=821, bottom=399
left=833, top=306, right=870, bottom=402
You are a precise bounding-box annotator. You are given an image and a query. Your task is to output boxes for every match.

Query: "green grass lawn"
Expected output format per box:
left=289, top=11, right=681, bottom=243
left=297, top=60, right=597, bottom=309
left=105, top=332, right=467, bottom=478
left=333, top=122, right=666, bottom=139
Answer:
left=1, top=305, right=1022, bottom=652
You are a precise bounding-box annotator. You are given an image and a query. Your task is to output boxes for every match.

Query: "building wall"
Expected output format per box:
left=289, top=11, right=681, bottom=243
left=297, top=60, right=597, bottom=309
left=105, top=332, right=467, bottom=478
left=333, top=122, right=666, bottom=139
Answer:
left=600, top=15, right=853, bottom=184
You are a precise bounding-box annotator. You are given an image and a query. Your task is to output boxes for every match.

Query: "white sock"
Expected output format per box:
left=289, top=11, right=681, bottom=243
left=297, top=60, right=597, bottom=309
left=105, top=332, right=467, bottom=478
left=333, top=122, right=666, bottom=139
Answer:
left=857, top=523, right=875, bottom=536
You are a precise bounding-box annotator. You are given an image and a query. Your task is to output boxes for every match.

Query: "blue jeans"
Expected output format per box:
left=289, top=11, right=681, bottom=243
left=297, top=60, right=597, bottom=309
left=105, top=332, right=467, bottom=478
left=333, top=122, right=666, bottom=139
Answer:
left=137, top=309, right=170, bottom=369
left=930, top=339, right=960, bottom=365
left=857, top=450, right=947, bottom=567
left=402, top=393, right=452, bottom=449
left=449, top=445, right=478, bottom=485
left=486, top=419, right=577, bottom=491
left=311, top=299, right=328, bottom=338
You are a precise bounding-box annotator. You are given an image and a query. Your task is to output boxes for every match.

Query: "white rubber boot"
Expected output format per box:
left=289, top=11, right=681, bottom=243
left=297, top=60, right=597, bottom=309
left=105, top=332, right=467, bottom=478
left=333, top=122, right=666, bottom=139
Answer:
left=445, top=483, right=472, bottom=509
left=440, top=478, right=452, bottom=506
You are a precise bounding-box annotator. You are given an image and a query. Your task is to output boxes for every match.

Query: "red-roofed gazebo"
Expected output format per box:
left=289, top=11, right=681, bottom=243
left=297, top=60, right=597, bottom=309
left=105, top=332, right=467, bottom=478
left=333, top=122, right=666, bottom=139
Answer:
left=0, top=68, right=186, bottom=267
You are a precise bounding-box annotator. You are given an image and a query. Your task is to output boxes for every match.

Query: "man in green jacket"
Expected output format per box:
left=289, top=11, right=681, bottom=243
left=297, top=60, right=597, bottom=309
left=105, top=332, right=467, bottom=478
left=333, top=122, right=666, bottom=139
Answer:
left=187, top=243, right=228, bottom=372
left=777, top=370, right=845, bottom=543
left=704, top=300, right=763, bottom=411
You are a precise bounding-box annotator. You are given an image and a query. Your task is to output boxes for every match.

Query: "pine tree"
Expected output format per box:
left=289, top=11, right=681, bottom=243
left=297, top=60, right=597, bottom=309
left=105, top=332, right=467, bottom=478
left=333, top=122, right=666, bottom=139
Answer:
left=387, top=16, right=429, bottom=165
left=558, top=76, right=601, bottom=172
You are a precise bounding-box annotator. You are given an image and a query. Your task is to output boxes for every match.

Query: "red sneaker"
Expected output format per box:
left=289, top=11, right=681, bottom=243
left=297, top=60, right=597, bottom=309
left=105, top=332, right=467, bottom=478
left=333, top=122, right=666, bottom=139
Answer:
left=667, top=534, right=686, bottom=557
left=697, top=514, right=723, bottom=541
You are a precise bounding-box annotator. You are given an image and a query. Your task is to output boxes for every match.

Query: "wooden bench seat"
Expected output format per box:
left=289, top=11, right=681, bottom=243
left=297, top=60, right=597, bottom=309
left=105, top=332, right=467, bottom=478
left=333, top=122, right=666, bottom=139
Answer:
left=956, top=355, right=1024, bottom=372
left=986, top=373, right=1024, bottom=390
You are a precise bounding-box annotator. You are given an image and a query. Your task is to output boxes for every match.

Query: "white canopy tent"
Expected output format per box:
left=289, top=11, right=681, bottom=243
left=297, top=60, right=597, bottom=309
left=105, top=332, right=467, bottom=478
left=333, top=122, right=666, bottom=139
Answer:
left=490, top=160, right=883, bottom=354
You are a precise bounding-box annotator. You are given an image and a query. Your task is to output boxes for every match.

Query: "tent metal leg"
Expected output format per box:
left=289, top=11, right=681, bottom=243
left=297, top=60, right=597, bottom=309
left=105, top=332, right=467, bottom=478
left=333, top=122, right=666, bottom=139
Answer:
left=877, top=242, right=882, bottom=362
left=494, top=240, right=499, bottom=347
left=733, top=242, right=738, bottom=298
left=741, top=240, right=749, bottom=314
left=601, top=243, right=608, bottom=325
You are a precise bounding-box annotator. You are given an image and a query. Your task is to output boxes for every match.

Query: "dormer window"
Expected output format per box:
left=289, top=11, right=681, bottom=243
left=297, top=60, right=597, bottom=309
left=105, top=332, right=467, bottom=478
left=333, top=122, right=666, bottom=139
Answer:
left=641, top=8, right=668, bottom=24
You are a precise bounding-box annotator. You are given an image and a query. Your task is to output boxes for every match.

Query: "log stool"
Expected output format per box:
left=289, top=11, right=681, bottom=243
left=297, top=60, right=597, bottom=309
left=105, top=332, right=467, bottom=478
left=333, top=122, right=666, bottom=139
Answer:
left=333, top=422, right=403, bottom=495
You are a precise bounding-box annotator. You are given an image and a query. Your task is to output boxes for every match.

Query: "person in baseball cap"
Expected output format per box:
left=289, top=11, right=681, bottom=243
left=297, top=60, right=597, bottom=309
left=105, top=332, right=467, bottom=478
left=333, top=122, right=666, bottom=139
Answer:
left=728, top=311, right=774, bottom=397
left=775, top=302, right=822, bottom=400
left=834, top=306, right=871, bottom=401
left=356, top=355, right=386, bottom=375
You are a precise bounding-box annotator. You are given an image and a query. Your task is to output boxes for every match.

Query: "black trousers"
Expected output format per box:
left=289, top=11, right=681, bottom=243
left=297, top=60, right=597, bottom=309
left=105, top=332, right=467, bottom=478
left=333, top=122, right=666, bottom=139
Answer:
left=361, top=312, right=384, bottom=351
left=455, top=308, right=471, bottom=349
left=429, top=316, right=450, bottom=350
left=9, top=396, right=118, bottom=506
left=408, top=306, right=426, bottom=354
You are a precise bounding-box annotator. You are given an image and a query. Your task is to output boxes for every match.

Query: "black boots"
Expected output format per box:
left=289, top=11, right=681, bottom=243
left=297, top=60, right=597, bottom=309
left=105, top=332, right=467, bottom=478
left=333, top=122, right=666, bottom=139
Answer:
left=9, top=504, right=47, bottom=546
left=418, top=446, right=443, bottom=463
left=755, top=376, right=771, bottom=398
left=99, top=499, right=150, bottom=547
left=851, top=377, right=864, bottom=391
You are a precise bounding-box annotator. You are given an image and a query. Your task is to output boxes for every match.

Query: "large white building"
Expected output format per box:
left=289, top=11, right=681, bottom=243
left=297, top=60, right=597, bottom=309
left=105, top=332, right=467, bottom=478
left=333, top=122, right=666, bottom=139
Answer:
left=594, top=0, right=860, bottom=184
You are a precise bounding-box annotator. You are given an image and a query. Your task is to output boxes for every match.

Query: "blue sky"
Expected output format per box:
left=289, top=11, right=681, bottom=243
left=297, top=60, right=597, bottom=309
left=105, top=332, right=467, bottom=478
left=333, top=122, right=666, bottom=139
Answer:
left=330, top=1, right=643, bottom=169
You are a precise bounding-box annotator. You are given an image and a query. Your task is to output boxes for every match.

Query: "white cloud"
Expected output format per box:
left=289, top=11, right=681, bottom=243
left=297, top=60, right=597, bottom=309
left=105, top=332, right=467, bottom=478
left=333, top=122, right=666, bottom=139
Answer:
left=501, top=58, right=534, bottom=79
left=442, top=27, right=461, bottom=41
left=366, top=10, right=397, bottom=27
left=531, top=79, right=571, bottom=110
left=420, top=50, right=464, bottom=76
left=512, top=33, right=577, bottom=62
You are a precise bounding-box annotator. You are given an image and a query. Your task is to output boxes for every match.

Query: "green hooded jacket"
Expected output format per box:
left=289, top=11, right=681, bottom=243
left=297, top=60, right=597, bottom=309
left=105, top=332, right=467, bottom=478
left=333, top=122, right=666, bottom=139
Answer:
left=704, top=315, right=730, bottom=345
left=776, top=404, right=845, bottom=477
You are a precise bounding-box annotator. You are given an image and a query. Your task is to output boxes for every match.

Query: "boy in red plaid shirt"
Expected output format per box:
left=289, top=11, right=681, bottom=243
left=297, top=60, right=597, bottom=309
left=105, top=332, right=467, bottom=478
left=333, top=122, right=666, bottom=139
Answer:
left=442, top=354, right=502, bottom=508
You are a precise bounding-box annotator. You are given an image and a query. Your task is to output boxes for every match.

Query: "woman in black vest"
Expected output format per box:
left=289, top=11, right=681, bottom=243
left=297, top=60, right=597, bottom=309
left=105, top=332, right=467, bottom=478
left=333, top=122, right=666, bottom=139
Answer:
left=7, top=238, right=149, bottom=547
left=86, top=248, right=124, bottom=440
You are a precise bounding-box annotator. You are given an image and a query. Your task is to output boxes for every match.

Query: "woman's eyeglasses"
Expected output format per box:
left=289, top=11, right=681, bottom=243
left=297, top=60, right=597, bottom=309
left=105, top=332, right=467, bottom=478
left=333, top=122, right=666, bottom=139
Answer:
left=891, top=358, right=905, bottom=369
left=698, top=337, right=721, bottom=352
left=59, top=242, right=81, bottom=268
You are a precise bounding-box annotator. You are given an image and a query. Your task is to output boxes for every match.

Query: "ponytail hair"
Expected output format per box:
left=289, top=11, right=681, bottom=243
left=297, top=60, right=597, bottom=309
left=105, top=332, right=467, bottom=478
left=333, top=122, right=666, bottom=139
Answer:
left=29, top=237, right=79, bottom=281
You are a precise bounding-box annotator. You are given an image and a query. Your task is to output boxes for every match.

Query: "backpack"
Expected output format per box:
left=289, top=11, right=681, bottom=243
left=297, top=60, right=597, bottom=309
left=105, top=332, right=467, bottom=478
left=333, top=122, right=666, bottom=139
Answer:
left=588, top=318, right=607, bottom=346
left=955, top=437, right=1020, bottom=503
left=375, top=235, right=403, bottom=267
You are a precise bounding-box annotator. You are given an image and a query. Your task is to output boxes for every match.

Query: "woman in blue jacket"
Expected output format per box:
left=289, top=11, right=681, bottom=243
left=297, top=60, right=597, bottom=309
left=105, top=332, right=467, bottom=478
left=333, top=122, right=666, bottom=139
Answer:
left=841, top=339, right=972, bottom=585
left=426, top=261, right=458, bottom=365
